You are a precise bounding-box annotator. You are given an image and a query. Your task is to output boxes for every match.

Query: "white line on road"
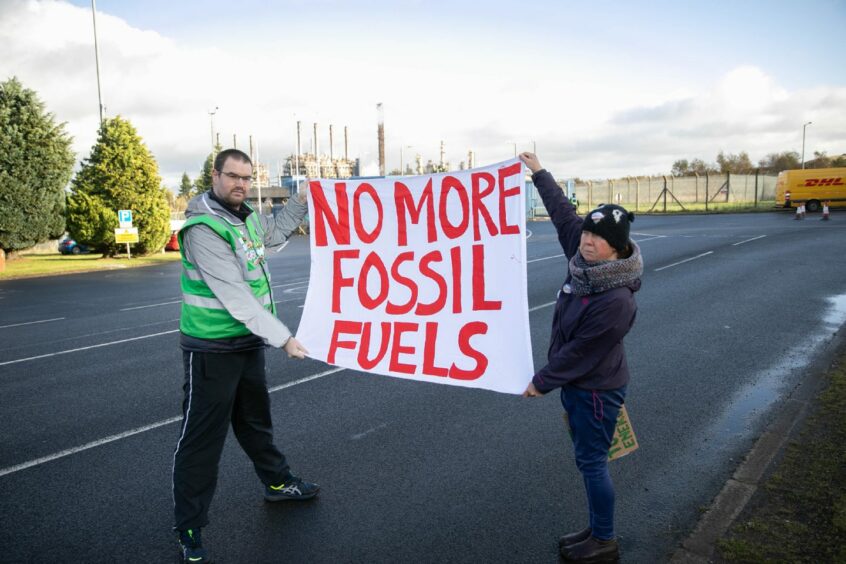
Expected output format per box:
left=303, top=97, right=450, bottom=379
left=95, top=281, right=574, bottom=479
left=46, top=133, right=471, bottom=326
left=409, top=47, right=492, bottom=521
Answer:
left=268, top=367, right=344, bottom=393
left=0, top=317, right=65, bottom=330
left=351, top=422, right=389, bottom=440
left=732, top=235, right=767, bottom=246
left=654, top=251, right=714, bottom=272
left=273, top=298, right=303, bottom=306
left=119, top=300, right=181, bottom=312
left=634, top=235, right=667, bottom=243
left=528, top=253, right=565, bottom=263
left=529, top=301, right=556, bottom=312
left=115, top=279, right=310, bottom=311
left=0, top=330, right=179, bottom=367
left=0, top=367, right=345, bottom=478
left=271, top=278, right=310, bottom=289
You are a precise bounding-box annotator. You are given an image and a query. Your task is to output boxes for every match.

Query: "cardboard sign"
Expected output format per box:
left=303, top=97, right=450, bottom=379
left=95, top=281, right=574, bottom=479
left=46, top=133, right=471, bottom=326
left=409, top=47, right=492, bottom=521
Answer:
left=562, top=404, right=639, bottom=461
left=296, top=159, right=533, bottom=394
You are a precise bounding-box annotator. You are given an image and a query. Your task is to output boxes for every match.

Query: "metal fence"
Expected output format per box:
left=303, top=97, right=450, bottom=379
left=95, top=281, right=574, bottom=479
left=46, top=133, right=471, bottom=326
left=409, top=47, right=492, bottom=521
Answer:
left=527, top=172, right=779, bottom=216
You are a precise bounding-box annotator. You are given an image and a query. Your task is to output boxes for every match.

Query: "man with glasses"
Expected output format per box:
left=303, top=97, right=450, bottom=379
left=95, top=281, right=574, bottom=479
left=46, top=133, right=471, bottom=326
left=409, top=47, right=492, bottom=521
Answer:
left=172, top=148, right=316, bottom=563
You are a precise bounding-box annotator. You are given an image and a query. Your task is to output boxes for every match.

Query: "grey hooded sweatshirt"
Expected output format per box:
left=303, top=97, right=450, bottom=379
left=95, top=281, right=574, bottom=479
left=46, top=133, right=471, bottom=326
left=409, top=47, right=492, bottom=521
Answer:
left=179, top=191, right=308, bottom=353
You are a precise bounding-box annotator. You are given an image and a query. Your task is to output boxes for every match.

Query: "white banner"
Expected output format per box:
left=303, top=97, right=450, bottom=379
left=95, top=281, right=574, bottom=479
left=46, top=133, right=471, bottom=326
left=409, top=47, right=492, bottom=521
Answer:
left=296, top=159, right=533, bottom=394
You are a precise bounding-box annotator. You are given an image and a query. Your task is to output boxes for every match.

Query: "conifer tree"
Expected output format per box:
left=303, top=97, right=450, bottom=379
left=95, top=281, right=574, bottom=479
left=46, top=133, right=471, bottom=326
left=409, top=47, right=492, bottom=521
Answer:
left=193, top=144, right=222, bottom=196
left=179, top=172, right=193, bottom=197
left=0, top=77, right=74, bottom=264
left=66, top=116, right=170, bottom=256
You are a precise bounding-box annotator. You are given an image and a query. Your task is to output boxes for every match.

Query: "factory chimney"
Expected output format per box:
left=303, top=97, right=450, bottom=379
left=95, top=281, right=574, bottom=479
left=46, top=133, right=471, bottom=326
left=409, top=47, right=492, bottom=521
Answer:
left=314, top=122, right=321, bottom=177
left=377, top=103, right=385, bottom=176
left=344, top=126, right=349, bottom=161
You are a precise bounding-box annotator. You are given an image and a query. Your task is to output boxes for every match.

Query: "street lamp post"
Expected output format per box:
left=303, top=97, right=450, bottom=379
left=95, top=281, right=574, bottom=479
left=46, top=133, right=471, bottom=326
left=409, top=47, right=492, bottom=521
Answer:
left=801, top=121, right=812, bottom=169
left=91, top=0, right=104, bottom=125
left=208, top=107, right=219, bottom=154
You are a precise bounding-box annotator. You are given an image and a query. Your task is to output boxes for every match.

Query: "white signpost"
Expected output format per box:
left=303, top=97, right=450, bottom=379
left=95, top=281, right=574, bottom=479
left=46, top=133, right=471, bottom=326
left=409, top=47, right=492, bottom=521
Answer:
left=116, top=210, right=136, bottom=257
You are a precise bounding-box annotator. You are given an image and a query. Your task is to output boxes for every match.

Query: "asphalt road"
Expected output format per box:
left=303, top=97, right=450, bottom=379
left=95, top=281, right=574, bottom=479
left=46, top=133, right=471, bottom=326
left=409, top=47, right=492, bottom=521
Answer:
left=1, top=212, right=845, bottom=563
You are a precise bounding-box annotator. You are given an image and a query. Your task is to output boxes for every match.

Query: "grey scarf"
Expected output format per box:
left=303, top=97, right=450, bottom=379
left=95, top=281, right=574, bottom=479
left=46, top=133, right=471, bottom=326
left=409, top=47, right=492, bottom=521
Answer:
left=568, top=241, right=643, bottom=296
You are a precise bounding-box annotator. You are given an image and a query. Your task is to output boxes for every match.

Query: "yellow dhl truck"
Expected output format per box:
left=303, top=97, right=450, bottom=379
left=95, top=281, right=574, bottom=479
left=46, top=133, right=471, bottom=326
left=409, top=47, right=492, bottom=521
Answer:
left=776, top=167, right=846, bottom=212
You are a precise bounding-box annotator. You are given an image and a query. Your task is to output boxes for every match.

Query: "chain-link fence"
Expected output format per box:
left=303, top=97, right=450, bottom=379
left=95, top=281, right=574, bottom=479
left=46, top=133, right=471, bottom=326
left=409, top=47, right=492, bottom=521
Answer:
left=527, top=172, right=779, bottom=217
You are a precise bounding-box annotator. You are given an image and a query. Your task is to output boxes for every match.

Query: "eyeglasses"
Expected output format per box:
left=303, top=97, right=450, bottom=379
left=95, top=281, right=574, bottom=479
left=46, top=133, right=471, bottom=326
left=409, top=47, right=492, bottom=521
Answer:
left=219, top=171, right=254, bottom=183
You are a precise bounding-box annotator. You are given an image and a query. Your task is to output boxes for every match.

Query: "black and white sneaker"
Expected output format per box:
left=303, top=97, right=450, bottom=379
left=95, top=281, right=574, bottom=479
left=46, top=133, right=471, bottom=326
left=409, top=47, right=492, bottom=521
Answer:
left=264, top=475, right=320, bottom=501
left=177, top=528, right=211, bottom=563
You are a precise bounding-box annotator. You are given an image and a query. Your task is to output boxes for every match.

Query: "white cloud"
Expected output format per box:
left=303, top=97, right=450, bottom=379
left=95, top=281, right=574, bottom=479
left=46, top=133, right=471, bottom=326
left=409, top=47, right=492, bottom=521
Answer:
left=1, top=0, right=844, bottom=187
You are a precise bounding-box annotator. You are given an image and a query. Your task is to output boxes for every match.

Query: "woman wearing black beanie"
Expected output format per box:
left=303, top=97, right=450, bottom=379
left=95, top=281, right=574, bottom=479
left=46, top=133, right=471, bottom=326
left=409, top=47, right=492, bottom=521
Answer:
left=520, top=152, right=643, bottom=563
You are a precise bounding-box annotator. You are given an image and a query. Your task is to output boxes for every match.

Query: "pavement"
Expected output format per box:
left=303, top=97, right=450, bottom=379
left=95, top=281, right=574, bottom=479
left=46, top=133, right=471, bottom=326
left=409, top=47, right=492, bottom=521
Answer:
left=671, top=318, right=846, bottom=562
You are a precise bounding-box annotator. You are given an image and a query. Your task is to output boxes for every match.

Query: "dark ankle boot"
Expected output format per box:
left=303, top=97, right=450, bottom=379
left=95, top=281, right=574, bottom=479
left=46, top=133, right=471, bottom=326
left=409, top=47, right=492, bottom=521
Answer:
left=558, top=527, right=592, bottom=549
left=559, top=536, right=619, bottom=562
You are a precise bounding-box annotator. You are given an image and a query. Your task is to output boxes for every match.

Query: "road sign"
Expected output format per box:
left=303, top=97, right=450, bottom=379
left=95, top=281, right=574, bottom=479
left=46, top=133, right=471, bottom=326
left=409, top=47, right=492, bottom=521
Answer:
left=118, top=210, right=133, bottom=228
left=114, top=228, right=139, bottom=243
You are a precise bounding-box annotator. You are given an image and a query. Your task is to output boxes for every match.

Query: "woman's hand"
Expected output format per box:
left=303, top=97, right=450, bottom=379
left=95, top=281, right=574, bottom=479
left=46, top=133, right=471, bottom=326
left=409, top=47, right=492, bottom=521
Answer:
left=522, top=382, right=542, bottom=397
left=519, top=152, right=543, bottom=174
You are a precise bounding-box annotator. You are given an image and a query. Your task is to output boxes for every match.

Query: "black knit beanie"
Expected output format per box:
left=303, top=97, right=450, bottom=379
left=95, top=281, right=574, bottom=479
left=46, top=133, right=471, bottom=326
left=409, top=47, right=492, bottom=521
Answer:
left=581, top=204, right=635, bottom=253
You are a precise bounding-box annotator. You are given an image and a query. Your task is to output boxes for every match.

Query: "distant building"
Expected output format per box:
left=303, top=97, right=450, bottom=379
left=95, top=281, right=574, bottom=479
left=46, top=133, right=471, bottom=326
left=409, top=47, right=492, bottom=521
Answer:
left=283, top=153, right=359, bottom=179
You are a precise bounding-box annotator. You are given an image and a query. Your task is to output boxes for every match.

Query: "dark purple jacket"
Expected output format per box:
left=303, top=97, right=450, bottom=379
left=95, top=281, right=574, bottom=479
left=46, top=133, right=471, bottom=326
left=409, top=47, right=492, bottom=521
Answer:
left=531, top=169, right=640, bottom=393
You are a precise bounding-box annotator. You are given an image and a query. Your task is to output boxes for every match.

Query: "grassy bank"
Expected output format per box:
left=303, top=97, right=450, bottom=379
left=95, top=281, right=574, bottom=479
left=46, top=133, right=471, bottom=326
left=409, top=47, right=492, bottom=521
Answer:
left=716, top=352, right=846, bottom=563
left=0, top=252, right=181, bottom=280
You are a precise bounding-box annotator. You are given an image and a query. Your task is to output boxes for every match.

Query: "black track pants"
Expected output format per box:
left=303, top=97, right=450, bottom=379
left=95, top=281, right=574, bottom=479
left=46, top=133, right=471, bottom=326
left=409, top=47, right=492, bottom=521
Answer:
left=172, top=349, right=290, bottom=531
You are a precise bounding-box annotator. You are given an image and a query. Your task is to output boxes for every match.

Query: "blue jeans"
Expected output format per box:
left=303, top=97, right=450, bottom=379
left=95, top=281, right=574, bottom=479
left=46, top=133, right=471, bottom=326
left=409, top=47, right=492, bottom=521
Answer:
left=561, top=384, right=627, bottom=540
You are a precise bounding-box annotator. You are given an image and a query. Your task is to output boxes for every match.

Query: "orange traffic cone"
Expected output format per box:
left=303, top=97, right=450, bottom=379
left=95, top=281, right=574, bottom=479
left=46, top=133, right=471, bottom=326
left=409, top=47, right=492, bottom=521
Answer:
left=794, top=205, right=803, bottom=220
left=822, top=201, right=830, bottom=221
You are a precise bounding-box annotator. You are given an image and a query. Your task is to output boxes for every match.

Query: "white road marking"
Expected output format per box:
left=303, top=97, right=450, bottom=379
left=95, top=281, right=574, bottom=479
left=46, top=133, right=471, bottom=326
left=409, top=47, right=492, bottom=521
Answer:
left=526, top=229, right=533, bottom=239
left=0, top=330, right=179, bottom=367
left=0, top=367, right=345, bottom=478
left=351, top=422, right=389, bottom=440
left=119, top=300, right=180, bottom=312
left=282, top=284, right=309, bottom=294
left=732, top=235, right=766, bottom=246
left=273, top=297, right=304, bottom=306
left=528, top=253, right=566, bottom=263
left=633, top=235, right=667, bottom=243
left=654, top=251, right=714, bottom=272
left=271, top=277, right=310, bottom=289
left=0, top=317, right=65, bottom=330
left=529, top=301, right=556, bottom=312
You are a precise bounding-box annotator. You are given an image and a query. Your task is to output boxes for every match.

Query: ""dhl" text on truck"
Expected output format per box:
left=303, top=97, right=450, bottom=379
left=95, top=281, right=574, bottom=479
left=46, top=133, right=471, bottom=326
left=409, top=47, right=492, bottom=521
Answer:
left=776, top=167, right=846, bottom=212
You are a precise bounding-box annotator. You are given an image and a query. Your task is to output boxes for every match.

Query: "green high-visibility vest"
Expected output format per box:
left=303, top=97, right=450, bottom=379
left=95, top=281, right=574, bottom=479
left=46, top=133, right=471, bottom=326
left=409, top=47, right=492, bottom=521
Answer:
left=178, top=212, right=275, bottom=340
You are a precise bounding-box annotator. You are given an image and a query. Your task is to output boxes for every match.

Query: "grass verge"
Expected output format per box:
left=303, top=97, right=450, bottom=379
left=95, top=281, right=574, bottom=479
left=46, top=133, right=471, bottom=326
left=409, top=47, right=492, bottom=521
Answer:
left=0, top=252, right=181, bottom=280
left=633, top=201, right=780, bottom=214
left=716, top=352, right=846, bottom=563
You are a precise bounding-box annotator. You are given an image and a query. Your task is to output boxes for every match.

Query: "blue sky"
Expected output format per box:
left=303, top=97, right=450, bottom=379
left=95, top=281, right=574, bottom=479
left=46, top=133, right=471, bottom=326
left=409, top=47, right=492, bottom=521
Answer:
left=5, top=0, right=846, bottom=186
left=68, top=0, right=844, bottom=87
